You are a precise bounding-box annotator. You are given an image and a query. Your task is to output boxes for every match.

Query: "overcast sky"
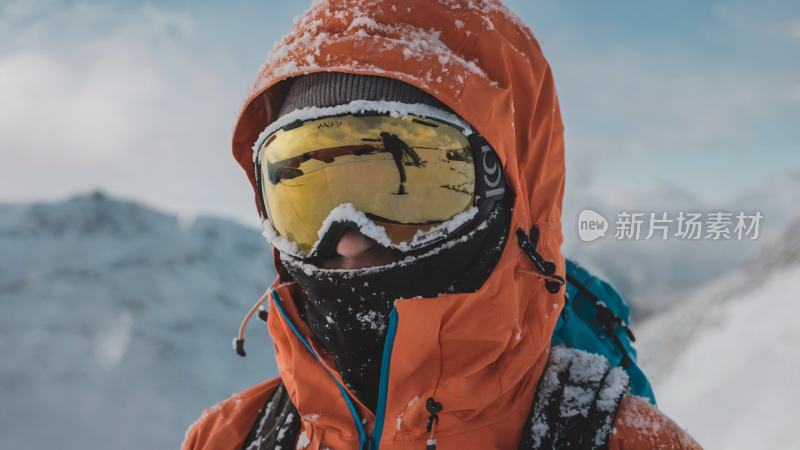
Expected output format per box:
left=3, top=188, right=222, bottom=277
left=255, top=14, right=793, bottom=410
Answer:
left=1, top=0, right=799, bottom=230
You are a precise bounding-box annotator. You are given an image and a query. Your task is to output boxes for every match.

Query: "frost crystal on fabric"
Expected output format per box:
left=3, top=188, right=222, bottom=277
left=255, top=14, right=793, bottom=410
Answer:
left=523, top=346, right=630, bottom=450
left=593, top=367, right=630, bottom=447
left=295, top=430, right=310, bottom=449
left=242, top=384, right=301, bottom=450
left=252, top=0, right=511, bottom=93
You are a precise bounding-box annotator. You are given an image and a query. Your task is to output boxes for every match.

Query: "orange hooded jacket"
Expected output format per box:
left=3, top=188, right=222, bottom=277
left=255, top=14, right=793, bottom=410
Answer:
left=183, top=1, right=702, bottom=449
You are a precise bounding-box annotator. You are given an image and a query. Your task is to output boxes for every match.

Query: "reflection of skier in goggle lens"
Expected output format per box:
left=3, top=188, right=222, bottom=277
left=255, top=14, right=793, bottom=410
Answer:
left=255, top=108, right=509, bottom=262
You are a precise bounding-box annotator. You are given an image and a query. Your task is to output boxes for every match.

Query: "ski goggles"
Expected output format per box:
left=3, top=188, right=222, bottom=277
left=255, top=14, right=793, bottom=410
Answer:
left=255, top=111, right=506, bottom=259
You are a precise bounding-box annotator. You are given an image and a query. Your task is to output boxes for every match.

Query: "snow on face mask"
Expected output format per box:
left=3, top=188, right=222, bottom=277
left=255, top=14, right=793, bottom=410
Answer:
left=279, top=196, right=512, bottom=411
left=261, top=203, right=479, bottom=261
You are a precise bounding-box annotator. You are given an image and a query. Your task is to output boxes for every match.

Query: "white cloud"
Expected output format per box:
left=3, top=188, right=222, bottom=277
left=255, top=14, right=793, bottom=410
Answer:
left=0, top=45, right=160, bottom=162
left=0, top=2, right=259, bottom=225
left=555, top=47, right=785, bottom=161
left=790, top=84, right=800, bottom=103
left=790, top=19, right=800, bottom=40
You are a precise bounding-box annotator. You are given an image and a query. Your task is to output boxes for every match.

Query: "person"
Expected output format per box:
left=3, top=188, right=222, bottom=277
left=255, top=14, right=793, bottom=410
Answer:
left=183, top=1, right=702, bottom=449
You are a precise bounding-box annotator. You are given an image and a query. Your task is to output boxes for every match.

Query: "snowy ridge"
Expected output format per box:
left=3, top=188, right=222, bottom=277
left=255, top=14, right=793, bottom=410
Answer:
left=747, top=217, right=800, bottom=274
left=0, top=190, right=176, bottom=236
left=638, top=216, right=800, bottom=385
left=0, top=192, right=277, bottom=450
left=639, top=216, right=800, bottom=449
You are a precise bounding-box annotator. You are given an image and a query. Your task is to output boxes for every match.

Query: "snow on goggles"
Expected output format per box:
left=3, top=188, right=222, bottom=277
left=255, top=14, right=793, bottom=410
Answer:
left=255, top=111, right=505, bottom=259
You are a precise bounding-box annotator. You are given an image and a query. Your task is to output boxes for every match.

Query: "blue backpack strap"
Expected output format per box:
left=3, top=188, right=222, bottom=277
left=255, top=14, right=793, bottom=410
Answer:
left=552, top=259, right=656, bottom=404
left=519, top=346, right=630, bottom=450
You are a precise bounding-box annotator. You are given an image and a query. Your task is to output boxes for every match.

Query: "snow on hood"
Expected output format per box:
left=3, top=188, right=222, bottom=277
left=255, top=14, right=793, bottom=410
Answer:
left=233, top=0, right=566, bottom=252
left=230, top=0, right=568, bottom=441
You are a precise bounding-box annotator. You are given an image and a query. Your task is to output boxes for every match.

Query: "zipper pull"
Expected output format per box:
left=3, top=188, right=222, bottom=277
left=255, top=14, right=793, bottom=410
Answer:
left=425, top=397, right=443, bottom=450
left=515, top=227, right=565, bottom=294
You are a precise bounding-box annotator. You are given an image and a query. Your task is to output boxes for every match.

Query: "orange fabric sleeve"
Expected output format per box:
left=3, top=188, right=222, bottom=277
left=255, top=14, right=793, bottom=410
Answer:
left=609, top=395, right=703, bottom=450
left=180, top=377, right=281, bottom=450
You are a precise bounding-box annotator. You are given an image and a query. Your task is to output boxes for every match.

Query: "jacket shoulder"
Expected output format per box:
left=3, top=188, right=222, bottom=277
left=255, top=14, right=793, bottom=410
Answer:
left=181, top=377, right=282, bottom=450
left=608, top=395, right=702, bottom=450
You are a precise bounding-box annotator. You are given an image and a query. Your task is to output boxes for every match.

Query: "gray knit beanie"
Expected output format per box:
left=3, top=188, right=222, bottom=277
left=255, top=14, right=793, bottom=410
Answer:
left=277, top=72, right=453, bottom=118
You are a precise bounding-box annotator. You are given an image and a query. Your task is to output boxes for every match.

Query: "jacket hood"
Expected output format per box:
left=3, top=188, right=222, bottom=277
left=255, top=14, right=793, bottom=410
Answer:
left=231, top=1, right=566, bottom=448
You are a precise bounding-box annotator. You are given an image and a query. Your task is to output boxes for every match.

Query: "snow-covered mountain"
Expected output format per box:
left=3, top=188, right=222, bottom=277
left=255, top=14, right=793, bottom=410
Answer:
left=0, top=192, right=278, bottom=450
left=639, top=217, right=800, bottom=450
left=4, top=191, right=795, bottom=449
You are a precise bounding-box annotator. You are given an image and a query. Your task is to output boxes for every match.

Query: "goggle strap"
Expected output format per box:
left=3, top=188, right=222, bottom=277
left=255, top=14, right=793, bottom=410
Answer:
left=469, top=133, right=507, bottom=219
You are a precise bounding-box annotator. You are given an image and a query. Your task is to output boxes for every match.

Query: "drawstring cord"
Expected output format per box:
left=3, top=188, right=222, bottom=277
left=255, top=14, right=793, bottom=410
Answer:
left=233, top=287, right=271, bottom=357
left=425, top=397, right=443, bottom=450
left=516, top=226, right=565, bottom=293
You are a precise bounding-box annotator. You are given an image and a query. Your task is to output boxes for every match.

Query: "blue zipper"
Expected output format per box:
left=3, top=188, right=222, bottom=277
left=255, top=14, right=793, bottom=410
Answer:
left=270, top=289, right=400, bottom=450
left=371, top=307, right=399, bottom=449
left=269, top=289, right=369, bottom=450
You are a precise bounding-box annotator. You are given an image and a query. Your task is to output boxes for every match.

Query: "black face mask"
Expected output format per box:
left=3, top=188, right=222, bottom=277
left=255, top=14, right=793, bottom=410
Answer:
left=280, top=195, right=513, bottom=411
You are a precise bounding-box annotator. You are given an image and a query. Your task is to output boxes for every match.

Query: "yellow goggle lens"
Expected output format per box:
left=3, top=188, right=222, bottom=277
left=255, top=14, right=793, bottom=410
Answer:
left=258, top=113, right=475, bottom=255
